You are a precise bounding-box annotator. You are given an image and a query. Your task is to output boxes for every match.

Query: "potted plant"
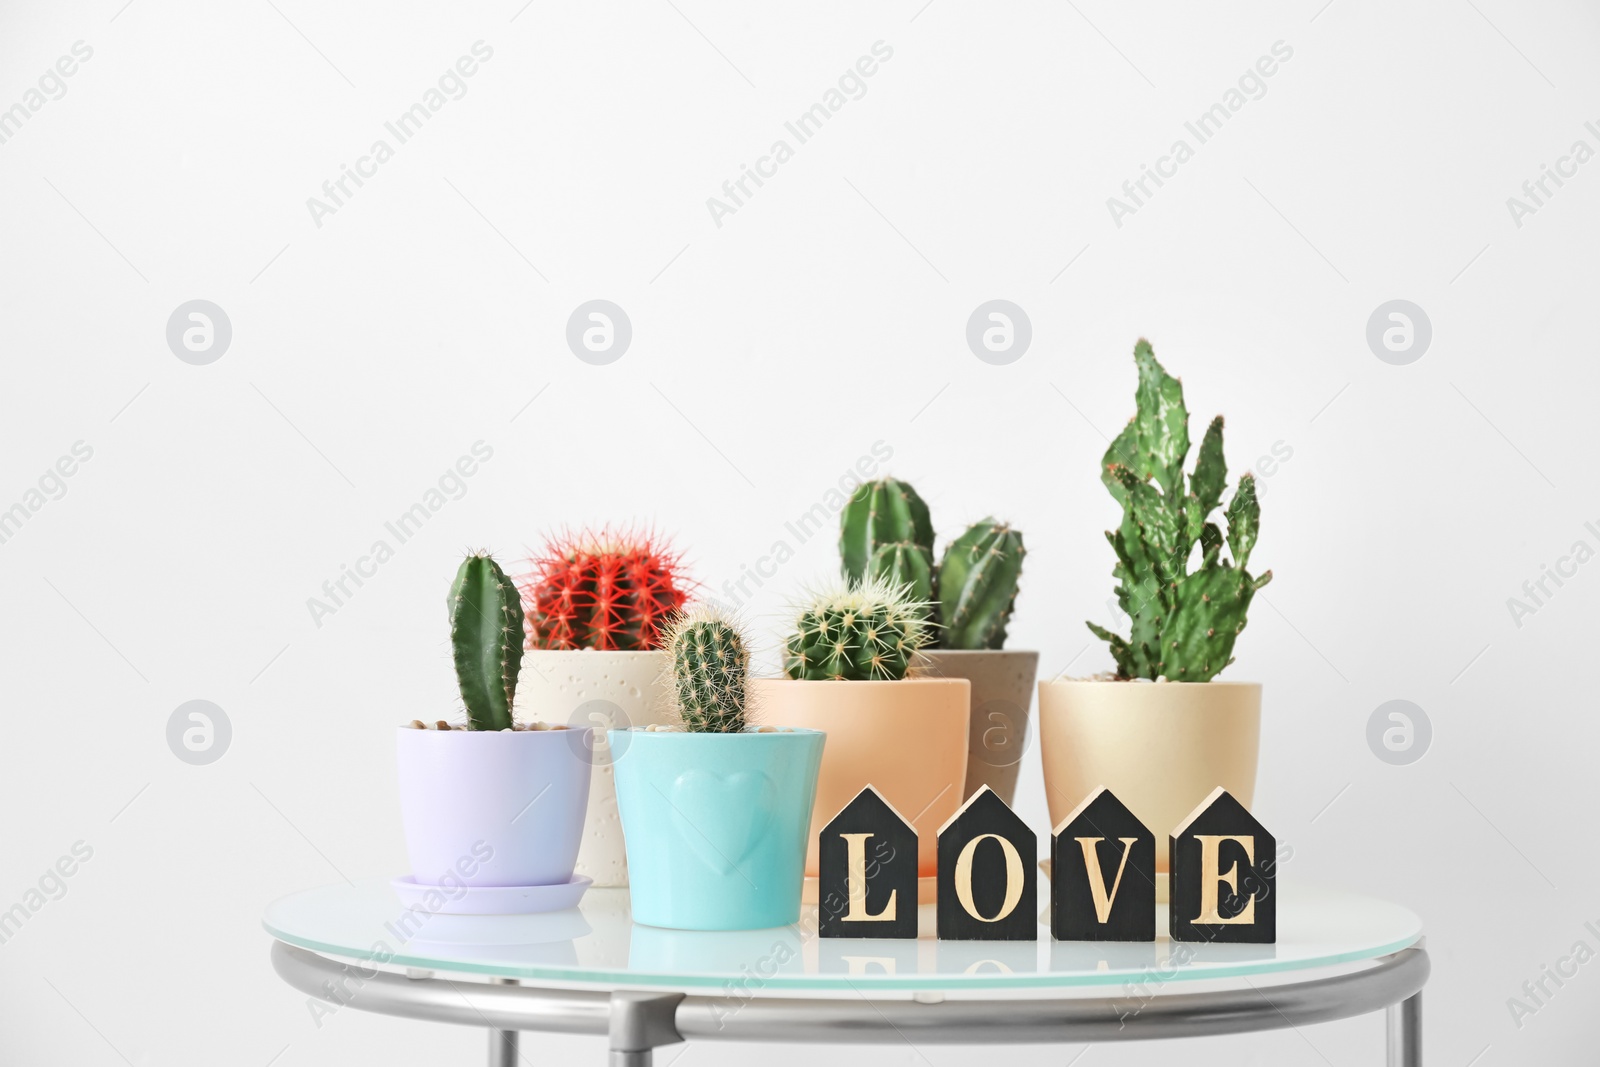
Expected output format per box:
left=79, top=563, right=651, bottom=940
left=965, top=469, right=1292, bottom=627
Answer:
left=516, top=527, right=696, bottom=887
left=394, top=552, right=591, bottom=911
left=749, top=577, right=968, bottom=900
left=840, top=477, right=1036, bottom=804
left=611, top=607, right=824, bottom=930
left=1038, top=340, right=1273, bottom=876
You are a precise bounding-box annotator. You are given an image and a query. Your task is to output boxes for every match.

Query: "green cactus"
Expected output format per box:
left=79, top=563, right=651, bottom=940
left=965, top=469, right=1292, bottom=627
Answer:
left=839, top=478, right=934, bottom=582
left=664, top=606, right=750, bottom=732
left=449, top=552, right=526, bottom=730
left=1086, top=340, right=1272, bottom=682
left=784, top=577, right=929, bottom=681
left=938, top=519, right=1025, bottom=650
left=868, top=541, right=935, bottom=606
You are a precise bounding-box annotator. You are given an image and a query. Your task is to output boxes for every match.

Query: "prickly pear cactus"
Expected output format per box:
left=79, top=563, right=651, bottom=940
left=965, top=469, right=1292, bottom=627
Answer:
left=665, top=606, right=749, bottom=733
left=449, top=552, right=525, bottom=730
left=1086, top=340, right=1272, bottom=682
left=839, top=478, right=934, bottom=582
left=938, top=519, right=1025, bottom=650
left=783, top=577, right=929, bottom=681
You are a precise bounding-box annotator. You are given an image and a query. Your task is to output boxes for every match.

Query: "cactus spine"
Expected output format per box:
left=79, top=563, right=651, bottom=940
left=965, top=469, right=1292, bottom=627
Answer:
left=449, top=552, right=525, bottom=731
left=665, top=606, right=750, bottom=733
left=783, top=577, right=929, bottom=681
left=1086, top=340, right=1272, bottom=682
left=938, top=519, right=1025, bottom=650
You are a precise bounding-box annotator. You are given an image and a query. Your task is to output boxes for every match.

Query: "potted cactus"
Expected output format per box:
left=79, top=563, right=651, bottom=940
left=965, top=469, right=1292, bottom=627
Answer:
left=516, top=528, right=697, bottom=888
left=394, top=553, right=591, bottom=907
left=611, top=607, right=824, bottom=930
left=839, top=477, right=1036, bottom=804
left=748, top=577, right=969, bottom=900
left=1039, top=340, right=1273, bottom=876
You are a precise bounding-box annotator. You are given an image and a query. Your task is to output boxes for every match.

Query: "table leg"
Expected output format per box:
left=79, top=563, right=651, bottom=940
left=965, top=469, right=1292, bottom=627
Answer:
left=489, top=1029, right=519, bottom=1067
left=608, top=991, right=685, bottom=1067
left=1386, top=991, right=1421, bottom=1066
left=489, top=978, right=519, bottom=1067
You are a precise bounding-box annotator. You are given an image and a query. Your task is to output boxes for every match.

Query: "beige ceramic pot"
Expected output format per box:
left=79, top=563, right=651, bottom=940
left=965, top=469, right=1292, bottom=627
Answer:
left=518, top=649, right=670, bottom=887
left=1037, top=679, right=1261, bottom=872
left=748, top=677, right=970, bottom=880
left=915, top=649, right=1039, bottom=806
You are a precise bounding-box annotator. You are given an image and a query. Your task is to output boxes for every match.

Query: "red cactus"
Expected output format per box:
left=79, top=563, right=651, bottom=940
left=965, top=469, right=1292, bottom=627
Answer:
left=520, top=528, right=696, bottom=651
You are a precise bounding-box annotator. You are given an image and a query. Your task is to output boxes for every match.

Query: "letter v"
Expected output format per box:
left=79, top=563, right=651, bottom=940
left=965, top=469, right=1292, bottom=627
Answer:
left=1076, top=837, right=1136, bottom=923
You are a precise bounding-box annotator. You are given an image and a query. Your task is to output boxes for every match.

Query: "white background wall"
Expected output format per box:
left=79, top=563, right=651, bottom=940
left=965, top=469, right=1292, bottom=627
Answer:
left=2, top=0, right=1596, bottom=1063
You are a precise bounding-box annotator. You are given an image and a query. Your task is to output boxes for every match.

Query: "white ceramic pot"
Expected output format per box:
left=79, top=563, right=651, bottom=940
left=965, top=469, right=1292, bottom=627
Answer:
left=1037, top=679, right=1261, bottom=872
left=517, top=649, right=670, bottom=887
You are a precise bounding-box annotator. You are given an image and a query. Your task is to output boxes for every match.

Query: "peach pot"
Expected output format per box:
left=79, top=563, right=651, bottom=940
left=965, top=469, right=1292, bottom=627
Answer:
left=1037, top=680, right=1261, bottom=872
left=748, top=677, right=970, bottom=879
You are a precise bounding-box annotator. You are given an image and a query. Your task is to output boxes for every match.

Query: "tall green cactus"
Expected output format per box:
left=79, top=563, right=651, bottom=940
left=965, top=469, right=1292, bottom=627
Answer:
left=784, top=577, right=929, bottom=681
left=449, top=552, right=525, bottom=731
left=839, top=478, right=934, bottom=582
left=1086, top=340, right=1272, bottom=682
left=938, top=519, right=1025, bottom=650
left=666, top=607, right=750, bottom=733
left=840, top=477, right=1026, bottom=651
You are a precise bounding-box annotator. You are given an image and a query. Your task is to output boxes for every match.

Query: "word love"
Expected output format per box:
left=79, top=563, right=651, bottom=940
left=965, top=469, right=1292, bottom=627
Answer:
left=818, top=784, right=1277, bottom=943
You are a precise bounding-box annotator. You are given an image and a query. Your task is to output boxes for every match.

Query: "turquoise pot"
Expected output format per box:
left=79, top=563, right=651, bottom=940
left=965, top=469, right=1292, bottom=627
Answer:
left=610, top=728, right=825, bottom=930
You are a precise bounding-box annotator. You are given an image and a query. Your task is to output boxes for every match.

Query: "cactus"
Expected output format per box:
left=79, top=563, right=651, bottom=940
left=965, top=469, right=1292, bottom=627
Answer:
left=783, top=577, right=930, bottom=681
left=449, top=552, right=525, bottom=731
left=839, top=477, right=1027, bottom=650
left=664, top=606, right=750, bottom=732
left=868, top=541, right=935, bottom=607
left=938, top=519, right=1025, bottom=650
left=839, top=478, right=934, bottom=582
left=521, top=528, right=694, bottom=651
left=1086, top=340, right=1272, bottom=682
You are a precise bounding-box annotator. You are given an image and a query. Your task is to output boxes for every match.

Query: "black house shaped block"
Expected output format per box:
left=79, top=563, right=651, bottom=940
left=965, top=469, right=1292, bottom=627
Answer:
left=1169, top=787, right=1276, bottom=944
left=936, top=785, right=1036, bottom=941
left=818, top=785, right=918, bottom=939
left=1051, top=786, right=1156, bottom=942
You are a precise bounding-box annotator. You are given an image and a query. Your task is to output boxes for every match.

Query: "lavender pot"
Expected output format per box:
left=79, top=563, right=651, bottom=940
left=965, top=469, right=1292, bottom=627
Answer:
left=395, top=727, right=592, bottom=887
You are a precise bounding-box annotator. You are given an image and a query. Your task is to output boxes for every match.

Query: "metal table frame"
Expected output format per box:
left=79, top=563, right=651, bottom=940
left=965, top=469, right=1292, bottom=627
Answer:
left=271, top=939, right=1428, bottom=1065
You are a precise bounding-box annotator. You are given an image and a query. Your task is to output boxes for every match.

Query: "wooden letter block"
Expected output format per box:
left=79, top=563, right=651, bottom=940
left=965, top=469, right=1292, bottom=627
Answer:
left=818, top=785, right=918, bottom=939
left=1169, top=787, right=1276, bottom=944
left=936, top=786, right=1036, bottom=941
left=1050, top=787, right=1155, bottom=942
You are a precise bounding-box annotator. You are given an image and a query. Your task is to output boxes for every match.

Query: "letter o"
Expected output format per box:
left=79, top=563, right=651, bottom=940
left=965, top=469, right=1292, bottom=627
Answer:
left=954, top=833, right=1024, bottom=922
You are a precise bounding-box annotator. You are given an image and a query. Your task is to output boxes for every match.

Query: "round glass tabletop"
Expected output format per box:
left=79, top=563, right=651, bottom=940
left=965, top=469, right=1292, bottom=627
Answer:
left=263, top=878, right=1421, bottom=993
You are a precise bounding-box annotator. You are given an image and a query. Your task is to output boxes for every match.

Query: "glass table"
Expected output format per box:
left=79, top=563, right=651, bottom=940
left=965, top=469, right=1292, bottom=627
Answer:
left=265, top=877, right=1427, bottom=1065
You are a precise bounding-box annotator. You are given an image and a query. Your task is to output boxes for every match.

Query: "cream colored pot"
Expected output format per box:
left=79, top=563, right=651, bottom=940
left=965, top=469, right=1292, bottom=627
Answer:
left=518, top=649, right=669, bottom=887
left=1037, top=679, right=1261, bottom=871
left=749, top=677, right=970, bottom=880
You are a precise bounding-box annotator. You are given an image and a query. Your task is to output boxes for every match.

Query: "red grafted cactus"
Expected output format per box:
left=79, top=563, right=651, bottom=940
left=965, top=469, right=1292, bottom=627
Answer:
left=521, top=529, right=695, bottom=651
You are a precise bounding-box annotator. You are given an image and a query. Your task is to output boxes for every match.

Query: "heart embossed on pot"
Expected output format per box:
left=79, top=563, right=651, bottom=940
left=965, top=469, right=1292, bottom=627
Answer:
left=667, top=769, right=775, bottom=875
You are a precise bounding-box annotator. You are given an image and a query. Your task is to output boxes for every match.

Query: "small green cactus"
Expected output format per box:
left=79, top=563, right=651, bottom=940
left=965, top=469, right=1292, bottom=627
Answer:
left=839, top=478, right=934, bottom=582
left=1086, top=340, right=1272, bottom=682
left=665, top=606, right=750, bottom=733
left=449, top=552, right=526, bottom=730
left=938, top=519, right=1025, bottom=650
left=783, top=577, right=929, bottom=681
